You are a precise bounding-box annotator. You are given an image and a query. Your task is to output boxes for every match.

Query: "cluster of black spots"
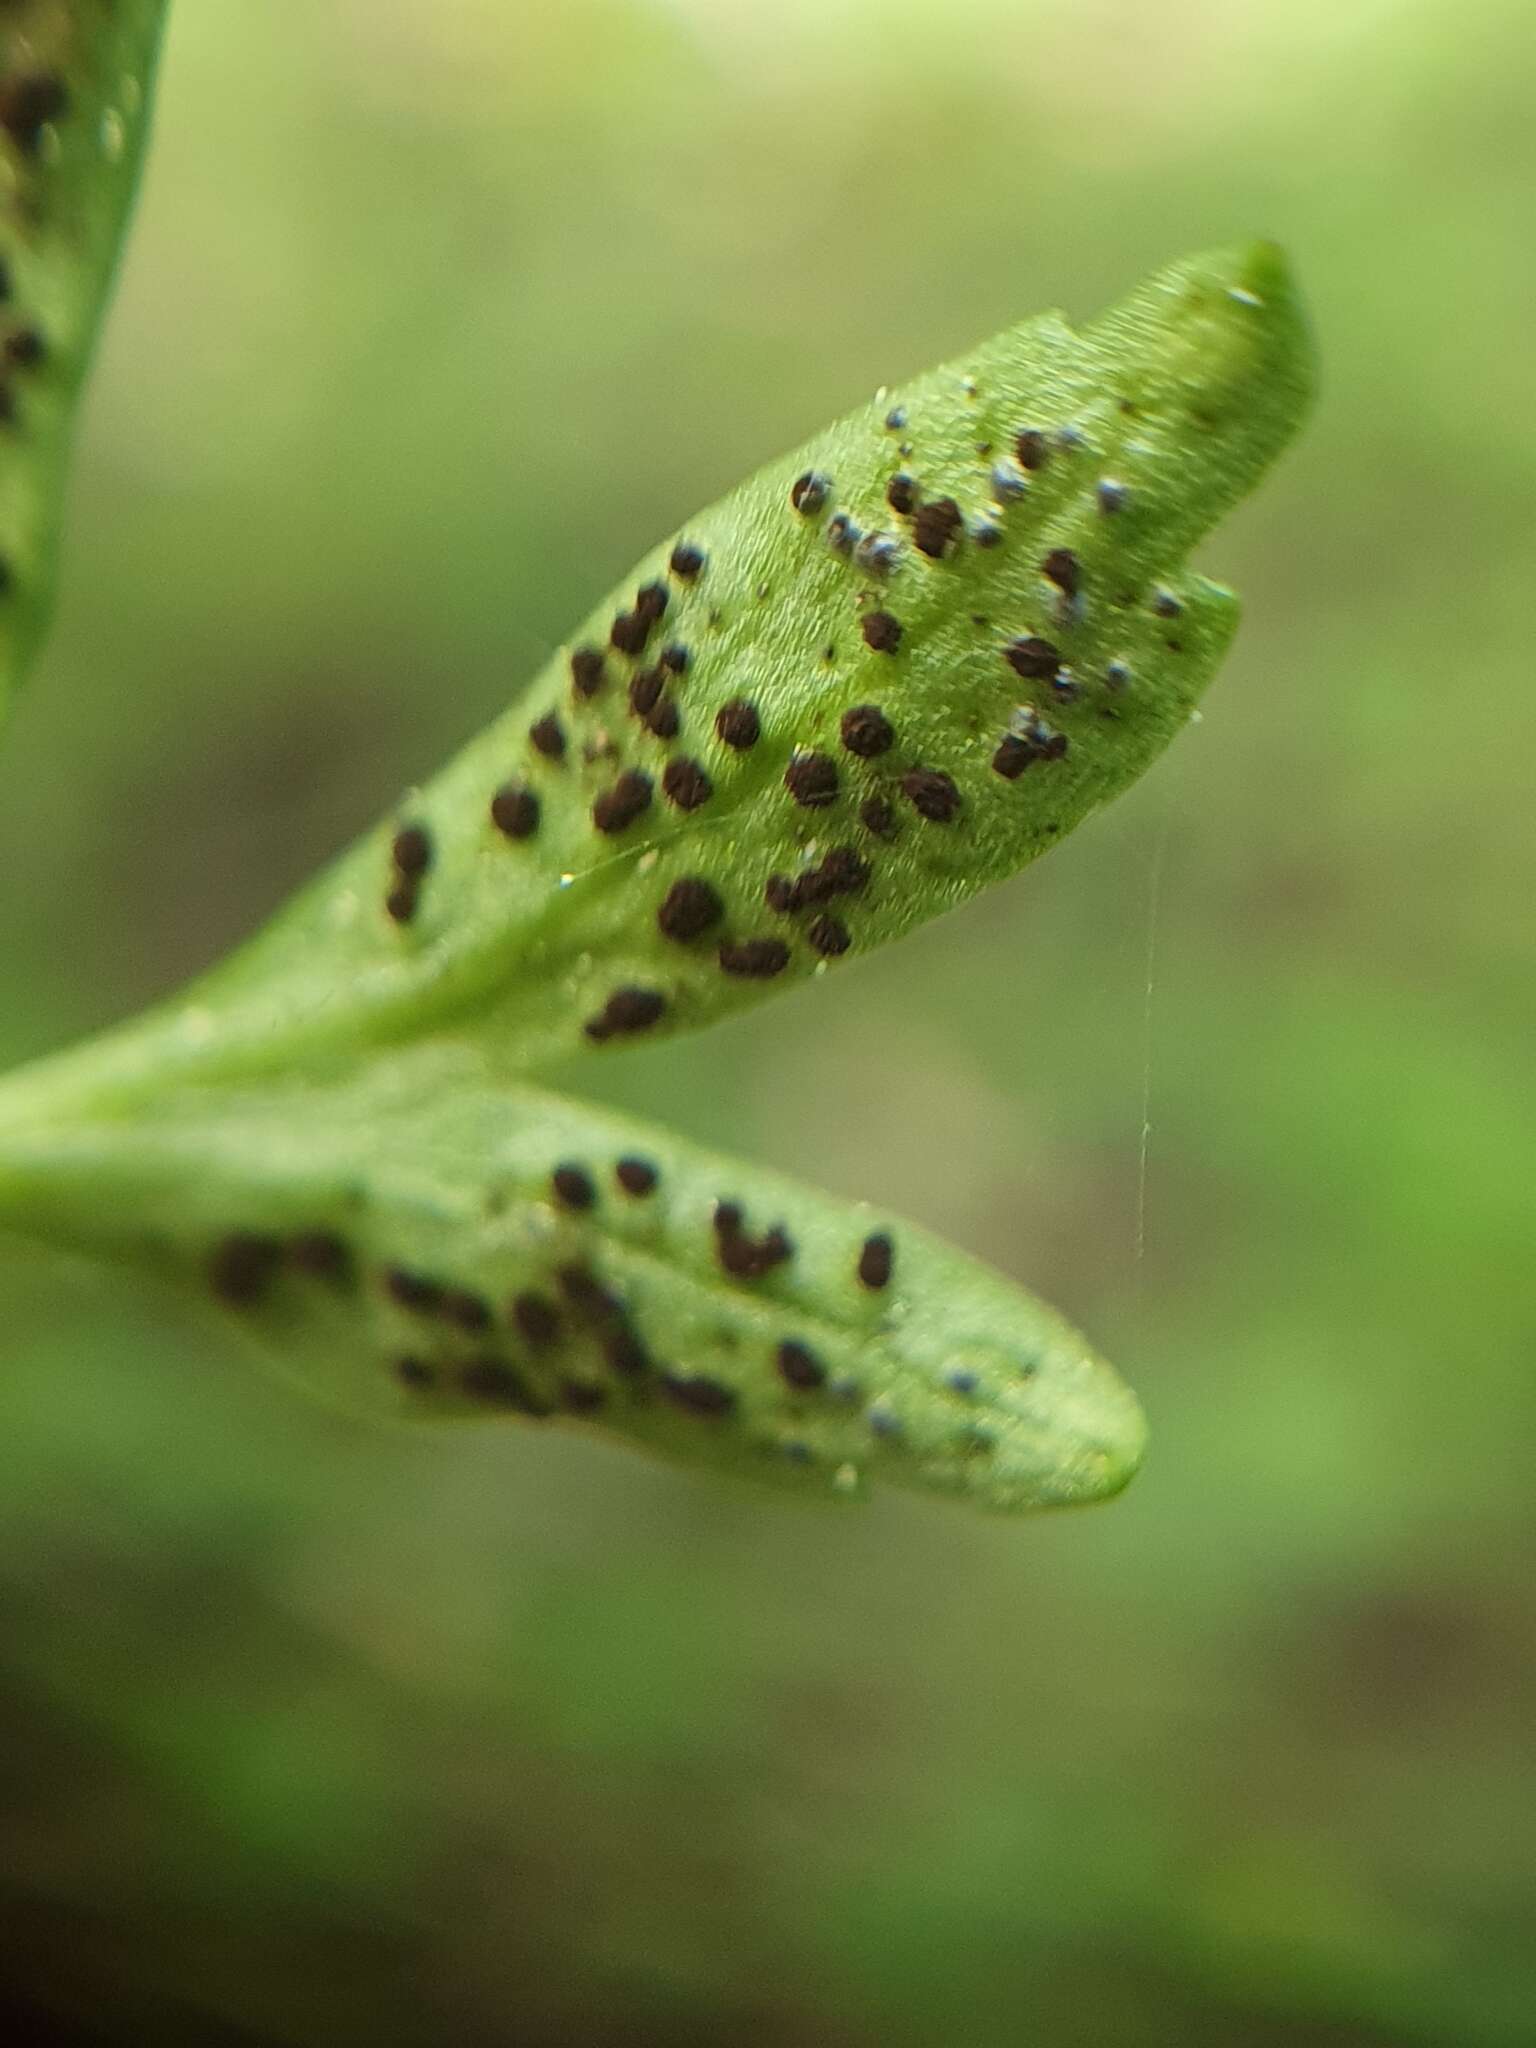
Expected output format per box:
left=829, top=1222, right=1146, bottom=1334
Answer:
left=0, top=71, right=68, bottom=156
left=992, top=708, right=1067, bottom=778
left=662, top=756, right=713, bottom=810
left=1015, top=428, right=1050, bottom=471
left=289, top=1229, right=353, bottom=1285
left=719, top=936, right=790, bottom=979
left=615, top=1156, right=659, bottom=1197
left=661, top=1372, right=736, bottom=1418
left=396, top=1355, right=436, bottom=1389
left=714, top=698, right=760, bottom=750
left=585, top=985, right=667, bottom=1041
left=511, top=1290, right=561, bottom=1347
left=860, top=794, right=898, bottom=839
left=657, top=875, right=723, bottom=942
left=777, top=1339, right=827, bottom=1391
left=1005, top=635, right=1062, bottom=682
left=490, top=781, right=540, bottom=839
left=443, top=1287, right=493, bottom=1333
left=529, top=712, right=567, bottom=760
left=808, top=914, right=850, bottom=957
left=714, top=1200, right=794, bottom=1280
left=860, top=610, right=902, bottom=655
left=210, top=1231, right=283, bottom=1306
left=592, top=767, right=653, bottom=834
left=784, top=750, right=839, bottom=808
left=660, top=642, right=689, bottom=675
left=1041, top=547, right=1081, bottom=597
left=570, top=645, right=607, bottom=699
left=886, top=472, right=918, bottom=515
left=790, top=470, right=830, bottom=515
left=901, top=768, right=962, bottom=823
left=385, top=819, right=432, bottom=924
left=840, top=703, right=894, bottom=757
left=764, top=844, right=869, bottom=917
left=857, top=1232, right=894, bottom=1290
left=912, top=496, right=963, bottom=560
left=551, top=1163, right=597, bottom=1211
left=1097, top=479, right=1129, bottom=515
left=669, top=540, right=706, bottom=581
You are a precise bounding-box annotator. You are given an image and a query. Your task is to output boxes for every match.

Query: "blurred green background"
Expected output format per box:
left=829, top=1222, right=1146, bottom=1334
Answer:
left=2, top=1, right=1533, bottom=2041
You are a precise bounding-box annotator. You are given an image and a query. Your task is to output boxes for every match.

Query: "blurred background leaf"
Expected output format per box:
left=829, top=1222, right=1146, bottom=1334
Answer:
left=0, top=1, right=1532, bottom=2043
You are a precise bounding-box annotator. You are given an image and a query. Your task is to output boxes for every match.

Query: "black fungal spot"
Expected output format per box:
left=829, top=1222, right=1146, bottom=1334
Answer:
left=860, top=794, right=898, bottom=838
left=1042, top=547, right=1081, bottom=597
left=0, top=72, right=68, bottom=155
left=210, top=1232, right=282, bottom=1306
left=1005, top=635, right=1062, bottom=681
left=861, top=611, right=902, bottom=655
left=585, top=986, right=668, bottom=1041
left=635, top=580, right=669, bottom=625
left=662, top=1373, right=737, bottom=1417
left=669, top=541, right=706, bottom=581
left=715, top=1204, right=794, bottom=1279
left=784, top=751, right=839, bottom=808
left=912, top=496, right=963, bottom=559
left=719, top=937, right=791, bottom=978
left=657, top=876, right=723, bottom=942
left=615, top=1156, right=659, bottom=1196
left=443, top=1288, right=493, bottom=1333
left=715, top=698, right=760, bottom=750
left=807, top=915, right=850, bottom=957
left=886, top=472, right=918, bottom=515
left=840, top=703, right=895, bottom=757
left=490, top=782, right=540, bottom=838
left=511, top=1291, right=561, bottom=1347
left=645, top=697, right=680, bottom=740
left=902, top=768, right=962, bottom=823
left=4, top=327, right=43, bottom=370
left=992, top=708, right=1067, bottom=778
left=662, top=756, right=713, bottom=810
left=1097, top=479, right=1128, bottom=514
left=628, top=666, right=664, bottom=718
left=560, top=1378, right=607, bottom=1413
left=391, top=823, right=432, bottom=879
left=384, top=881, right=419, bottom=925
left=386, top=1266, right=444, bottom=1314
left=790, top=470, right=830, bottom=515
left=395, top=1355, right=436, bottom=1389
left=764, top=874, right=798, bottom=915
left=529, top=712, right=566, bottom=760
left=570, top=645, right=607, bottom=698
left=592, top=768, right=653, bottom=833
left=858, top=1232, right=894, bottom=1289
left=609, top=609, right=651, bottom=656
left=660, top=642, right=689, bottom=674
left=289, top=1230, right=352, bottom=1284
left=1015, top=428, right=1050, bottom=471
left=551, top=1164, right=596, bottom=1211
left=777, top=1339, right=827, bottom=1391
left=713, top=1200, right=743, bottom=1235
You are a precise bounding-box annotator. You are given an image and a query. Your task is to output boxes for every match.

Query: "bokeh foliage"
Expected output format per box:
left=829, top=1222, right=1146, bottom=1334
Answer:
left=0, top=2, right=1531, bottom=2043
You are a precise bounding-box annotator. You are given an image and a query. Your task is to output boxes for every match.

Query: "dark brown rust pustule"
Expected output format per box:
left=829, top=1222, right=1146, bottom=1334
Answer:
left=662, top=756, right=713, bottom=810
left=551, top=1163, right=597, bottom=1211
left=662, top=1374, right=737, bottom=1418
left=385, top=1266, right=445, bottom=1315
left=592, top=769, right=653, bottom=833
left=4, top=327, right=44, bottom=369
left=610, top=609, right=652, bottom=656
left=669, top=541, right=706, bottom=581
left=559, top=1263, right=623, bottom=1322
left=840, top=703, right=895, bottom=758
left=395, top=1355, right=436, bottom=1389
left=886, top=472, right=918, bottom=515
left=461, top=1358, right=545, bottom=1413
left=808, top=914, right=850, bottom=957
left=777, top=1339, right=826, bottom=1391
left=511, top=1291, right=561, bottom=1347
left=1005, top=636, right=1062, bottom=681
left=210, top=1232, right=282, bottom=1307
left=719, top=936, right=790, bottom=978
left=570, top=646, right=607, bottom=698
left=912, top=496, right=963, bottom=559
left=645, top=698, right=680, bottom=739
left=390, top=824, right=432, bottom=879
left=860, top=794, right=898, bottom=839
left=790, top=470, right=830, bottom=515
left=490, top=783, right=540, bottom=838
left=529, top=712, right=567, bottom=760
left=715, top=699, right=760, bottom=750
left=657, top=877, right=723, bottom=942
left=993, top=708, right=1068, bottom=778
left=628, top=666, right=664, bottom=718
left=902, top=768, right=962, bottom=822
left=860, top=611, right=902, bottom=655
left=858, top=1232, right=894, bottom=1290
left=384, top=881, right=419, bottom=925
left=585, top=986, right=667, bottom=1040
left=615, top=1157, right=659, bottom=1197
left=1015, top=428, right=1050, bottom=471
left=784, top=751, right=839, bottom=809
left=443, top=1288, right=493, bottom=1333
left=660, top=642, right=690, bottom=674
left=289, top=1230, right=352, bottom=1284
left=1042, top=547, right=1081, bottom=597
left=635, top=580, right=669, bottom=625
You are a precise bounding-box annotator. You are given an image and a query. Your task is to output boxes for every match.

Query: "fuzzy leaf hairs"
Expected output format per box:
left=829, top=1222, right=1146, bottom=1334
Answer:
left=0, top=1, right=167, bottom=735
left=0, top=239, right=1315, bottom=1513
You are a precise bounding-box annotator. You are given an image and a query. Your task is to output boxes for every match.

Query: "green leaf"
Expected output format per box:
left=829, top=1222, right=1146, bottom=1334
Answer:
left=12, top=241, right=1314, bottom=1119
left=0, top=1, right=167, bottom=737
left=0, top=1046, right=1147, bottom=1513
